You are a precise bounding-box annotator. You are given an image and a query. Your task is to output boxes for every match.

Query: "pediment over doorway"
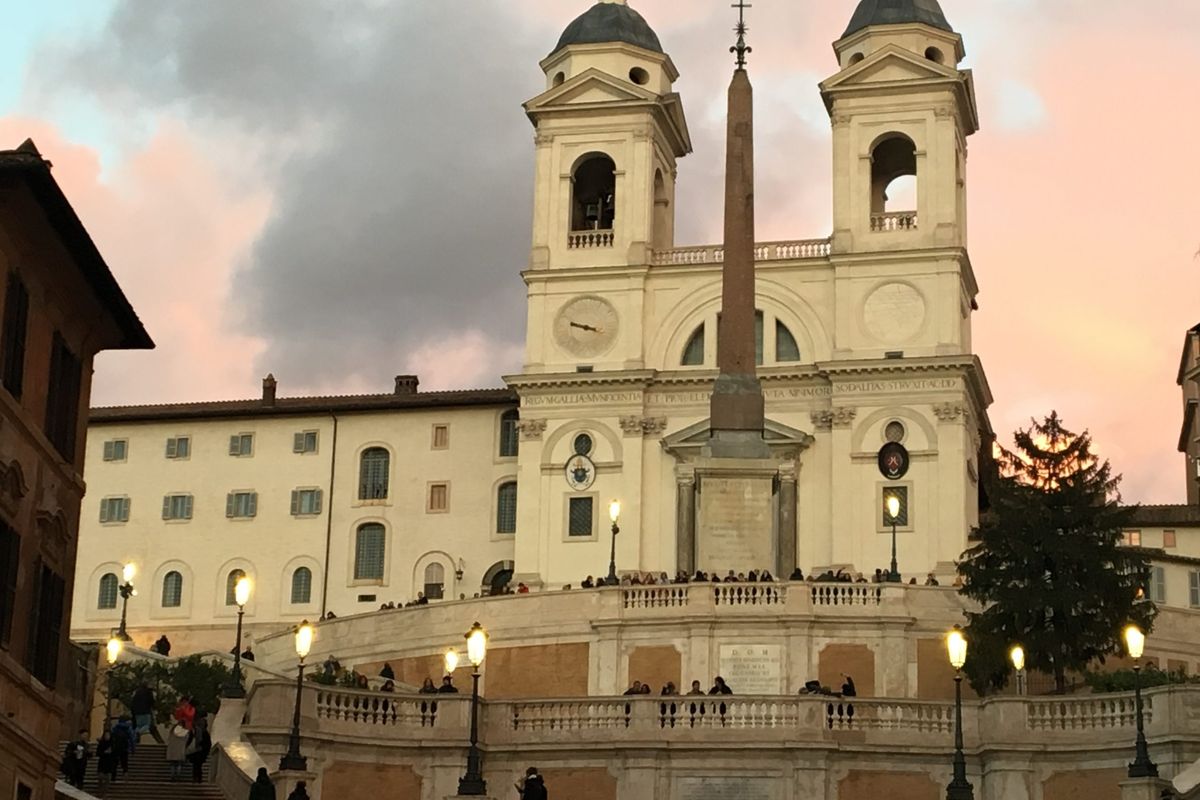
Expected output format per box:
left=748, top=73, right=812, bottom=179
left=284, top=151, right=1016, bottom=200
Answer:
left=661, top=418, right=814, bottom=461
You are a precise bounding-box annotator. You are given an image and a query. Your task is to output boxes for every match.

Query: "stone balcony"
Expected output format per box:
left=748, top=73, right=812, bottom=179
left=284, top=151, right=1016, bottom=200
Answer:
left=651, top=238, right=832, bottom=266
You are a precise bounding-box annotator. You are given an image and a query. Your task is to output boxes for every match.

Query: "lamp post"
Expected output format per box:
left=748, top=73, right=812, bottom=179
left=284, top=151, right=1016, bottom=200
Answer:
left=279, top=620, right=314, bottom=772
left=605, top=500, right=621, bottom=586
left=104, top=637, right=123, bottom=726
left=223, top=576, right=252, bottom=698
left=1010, top=645, right=1026, bottom=696
left=946, top=626, right=975, bottom=800
left=1124, top=624, right=1158, bottom=778
left=457, top=622, right=488, bottom=796
left=116, top=563, right=136, bottom=641
left=886, top=496, right=901, bottom=582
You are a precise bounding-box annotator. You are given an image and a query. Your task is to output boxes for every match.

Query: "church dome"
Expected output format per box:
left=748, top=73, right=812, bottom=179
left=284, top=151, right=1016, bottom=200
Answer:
left=842, top=0, right=954, bottom=38
left=553, top=1, right=664, bottom=56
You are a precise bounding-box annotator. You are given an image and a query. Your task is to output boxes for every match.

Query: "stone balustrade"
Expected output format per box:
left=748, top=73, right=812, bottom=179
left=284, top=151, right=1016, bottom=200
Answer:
left=1026, top=693, right=1150, bottom=731
left=651, top=238, right=832, bottom=266
left=870, top=211, right=919, bottom=231
left=567, top=229, right=614, bottom=248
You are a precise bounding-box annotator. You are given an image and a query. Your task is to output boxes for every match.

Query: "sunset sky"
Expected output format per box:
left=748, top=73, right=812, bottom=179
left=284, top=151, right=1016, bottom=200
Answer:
left=2, top=0, right=1197, bottom=503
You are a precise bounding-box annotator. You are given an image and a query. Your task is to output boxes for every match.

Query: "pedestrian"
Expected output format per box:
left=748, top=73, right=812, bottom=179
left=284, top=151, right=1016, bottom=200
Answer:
left=686, top=680, right=705, bottom=696
left=173, top=696, right=196, bottom=730
left=380, top=679, right=395, bottom=693
left=166, top=721, right=189, bottom=781
left=130, top=683, right=164, bottom=743
left=419, top=677, right=438, bottom=694
left=709, top=676, right=732, bottom=695
left=379, top=662, right=395, bottom=680
left=111, top=715, right=135, bottom=774
left=241, top=646, right=256, bottom=662
left=623, top=681, right=644, bottom=696
left=249, top=767, right=276, bottom=800
left=515, top=767, right=548, bottom=800
left=187, top=716, right=212, bottom=783
left=96, top=730, right=118, bottom=792
left=286, top=781, right=310, bottom=800
left=841, top=674, right=857, bottom=697
left=437, top=676, right=459, bottom=694
left=61, top=729, right=90, bottom=789
left=660, top=681, right=678, bottom=696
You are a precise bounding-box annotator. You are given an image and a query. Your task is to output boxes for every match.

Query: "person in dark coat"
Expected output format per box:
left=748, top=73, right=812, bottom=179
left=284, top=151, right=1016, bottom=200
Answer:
left=187, top=717, right=213, bottom=783
left=249, top=767, right=276, bottom=800
left=241, top=647, right=256, bottom=662
left=111, top=716, right=135, bottom=773
left=840, top=674, right=857, bottom=697
left=153, top=635, right=172, bottom=656
left=96, top=730, right=118, bottom=791
left=708, top=676, right=733, bottom=695
left=61, top=730, right=90, bottom=789
left=130, top=683, right=164, bottom=743
left=437, top=676, right=459, bottom=694
left=286, top=781, right=310, bottom=800
left=516, top=767, right=548, bottom=800
left=379, top=663, right=395, bottom=680
left=418, top=677, right=438, bottom=694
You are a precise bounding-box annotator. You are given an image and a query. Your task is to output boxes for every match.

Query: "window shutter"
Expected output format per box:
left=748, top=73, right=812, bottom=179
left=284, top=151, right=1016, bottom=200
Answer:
left=99, top=500, right=110, bottom=523
left=293, top=433, right=305, bottom=453
left=225, top=493, right=235, bottom=518
left=162, top=496, right=171, bottom=520
left=178, top=438, right=189, bottom=458
left=229, top=435, right=240, bottom=456
left=290, top=490, right=300, bottom=516
left=314, top=489, right=323, bottom=515
left=184, top=495, right=194, bottom=519
left=103, top=441, right=114, bottom=461
left=121, top=498, right=131, bottom=522
left=166, top=438, right=177, bottom=458
left=248, top=492, right=258, bottom=517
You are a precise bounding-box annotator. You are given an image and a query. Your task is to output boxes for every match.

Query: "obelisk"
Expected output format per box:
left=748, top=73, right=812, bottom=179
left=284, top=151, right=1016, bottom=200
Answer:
left=707, top=2, right=768, bottom=459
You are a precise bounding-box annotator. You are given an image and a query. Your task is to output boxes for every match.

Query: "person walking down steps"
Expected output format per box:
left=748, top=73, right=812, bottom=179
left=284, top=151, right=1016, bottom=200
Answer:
left=165, top=721, right=189, bottom=781
left=249, top=767, right=277, bottom=800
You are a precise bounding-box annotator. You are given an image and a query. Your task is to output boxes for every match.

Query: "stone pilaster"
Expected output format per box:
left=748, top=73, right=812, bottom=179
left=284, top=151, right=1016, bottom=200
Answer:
left=777, top=461, right=798, bottom=578
left=675, top=467, right=696, bottom=575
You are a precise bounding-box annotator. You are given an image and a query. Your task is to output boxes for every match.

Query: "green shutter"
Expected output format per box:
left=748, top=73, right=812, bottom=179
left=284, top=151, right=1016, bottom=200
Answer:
left=229, top=435, right=240, bottom=455
left=293, top=433, right=305, bottom=453
left=103, top=441, right=114, bottom=461
left=314, top=489, right=322, bottom=514
left=184, top=495, right=194, bottom=519
left=166, top=438, right=177, bottom=458
left=121, top=497, right=131, bottom=522
left=225, top=493, right=235, bottom=517
left=99, top=500, right=109, bottom=523
left=248, top=492, right=257, bottom=517
left=290, top=490, right=300, bottom=516
left=162, top=496, right=171, bottom=519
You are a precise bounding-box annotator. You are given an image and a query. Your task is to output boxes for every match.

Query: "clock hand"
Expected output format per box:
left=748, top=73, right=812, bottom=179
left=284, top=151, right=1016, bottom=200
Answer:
left=570, top=321, right=600, bottom=333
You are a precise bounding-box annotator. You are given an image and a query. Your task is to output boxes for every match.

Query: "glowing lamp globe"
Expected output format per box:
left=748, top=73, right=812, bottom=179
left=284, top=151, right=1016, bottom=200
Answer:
left=122, top=563, right=136, bottom=583
left=1124, top=624, right=1145, bottom=660
left=106, top=637, right=123, bottom=665
left=946, top=627, right=968, bottom=671
left=445, top=649, right=459, bottom=675
left=886, top=495, right=901, bottom=521
left=1009, top=645, right=1025, bottom=672
left=294, top=621, right=314, bottom=660
left=465, top=622, right=488, bottom=668
left=235, top=576, right=252, bottom=608
left=609, top=500, right=621, bottom=524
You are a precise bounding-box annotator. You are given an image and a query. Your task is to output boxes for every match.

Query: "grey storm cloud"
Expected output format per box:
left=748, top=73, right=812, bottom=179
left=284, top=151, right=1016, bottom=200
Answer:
left=32, top=0, right=835, bottom=392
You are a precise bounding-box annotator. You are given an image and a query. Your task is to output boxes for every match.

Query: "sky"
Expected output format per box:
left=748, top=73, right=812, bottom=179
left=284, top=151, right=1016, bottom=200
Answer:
left=1, top=0, right=1198, bottom=504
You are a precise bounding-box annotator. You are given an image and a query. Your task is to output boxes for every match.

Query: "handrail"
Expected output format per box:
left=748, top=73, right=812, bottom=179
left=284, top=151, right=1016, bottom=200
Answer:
left=652, top=238, right=832, bottom=266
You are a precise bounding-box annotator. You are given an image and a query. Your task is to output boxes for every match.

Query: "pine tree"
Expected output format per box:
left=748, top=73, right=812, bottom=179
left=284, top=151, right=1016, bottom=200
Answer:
left=958, top=412, right=1155, bottom=693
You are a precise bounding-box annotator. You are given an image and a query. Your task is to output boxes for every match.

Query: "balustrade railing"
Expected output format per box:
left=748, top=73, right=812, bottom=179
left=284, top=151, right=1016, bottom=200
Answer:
left=811, top=584, right=883, bottom=606
left=1026, top=694, right=1149, bottom=731
left=622, top=586, right=689, bottom=609
left=870, top=211, right=918, bottom=232
left=714, top=583, right=786, bottom=606
left=652, top=238, right=831, bottom=266
left=825, top=698, right=955, bottom=733
left=567, top=230, right=614, bottom=249
left=316, top=688, right=444, bottom=728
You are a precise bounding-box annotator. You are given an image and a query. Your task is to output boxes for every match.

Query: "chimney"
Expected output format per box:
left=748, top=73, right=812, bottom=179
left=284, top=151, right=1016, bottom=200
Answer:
left=394, top=375, right=419, bottom=395
left=262, top=374, right=277, bottom=406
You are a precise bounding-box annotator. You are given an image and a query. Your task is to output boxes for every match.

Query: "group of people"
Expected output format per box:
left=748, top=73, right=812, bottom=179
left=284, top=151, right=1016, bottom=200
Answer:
left=418, top=676, right=459, bottom=694
left=580, top=569, right=779, bottom=589
left=624, top=677, right=734, bottom=696
left=164, top=695, right=213, bottom=783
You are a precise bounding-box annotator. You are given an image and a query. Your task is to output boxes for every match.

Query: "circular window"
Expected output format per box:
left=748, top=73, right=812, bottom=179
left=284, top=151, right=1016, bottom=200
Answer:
left=629, top=67, right=650, bottom=86
left=885, top=421, right=906, bottom=443
left=552, top=71, right=566, bottom=87
left=573, top=433, right=594, bottom=456
left=924, top=47, right=945, bottom=64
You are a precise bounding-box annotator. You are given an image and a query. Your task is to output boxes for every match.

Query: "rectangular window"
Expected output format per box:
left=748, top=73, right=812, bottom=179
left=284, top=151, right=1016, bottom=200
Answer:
left=881, top=485, right=910, bottom=527
left=228, top=433, right=254, bottom=457
left=102, top=439, right=129, bottom=462
left=290, top=488, right=323, bottom=516
left=165, top=436, right=190, bottom=459
left=293, top=431, right=318, bottom=454
left=0, top=519, right=19, bottom=649
left=354, top=527, right=386, bottom=581
left=1, top=272, right=29, bottom=399
left=1163, top=530, right=1177, bottom=549
left=225, top=491, right=258, bottom=519
left=568, top=496, right=594, bottom=537
left=1146, top=565, right=1166, bottom=604
left=431, top=424, right=450, bottom=450
left=1190, top=571, right=1199, bottom=609
left=427, top=482, right=449, bottom=513
left=99, top=497, right=131, bottom=524
left=1125, top=530, right=1142, bottom=547
left=25, top=562, right=65, bottom=687
left=44, top=333, right=82, bottom=463
left=162, top=494, right=194, bottom=521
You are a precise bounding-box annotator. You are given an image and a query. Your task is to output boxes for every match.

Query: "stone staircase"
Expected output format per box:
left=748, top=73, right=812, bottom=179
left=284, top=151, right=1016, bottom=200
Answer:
left=72, top=743, right=226, bottom=800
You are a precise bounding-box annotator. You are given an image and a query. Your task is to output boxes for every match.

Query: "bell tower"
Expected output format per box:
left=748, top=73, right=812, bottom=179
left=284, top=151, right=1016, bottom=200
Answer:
left=524, top=0, right=692, bottom=272
left=820, top=0, right=978, bottom=254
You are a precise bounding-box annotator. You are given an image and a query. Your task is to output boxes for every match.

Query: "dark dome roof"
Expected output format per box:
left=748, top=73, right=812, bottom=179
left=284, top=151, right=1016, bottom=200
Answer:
left=554, top=2, right=663, bottom=56
left=842, top=0, right=954, bottom=38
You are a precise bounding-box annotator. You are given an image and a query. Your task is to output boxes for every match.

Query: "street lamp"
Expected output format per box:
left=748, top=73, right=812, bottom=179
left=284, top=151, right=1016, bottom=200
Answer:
left=279, top=620, right=314, bottom=772
left=605, top=500, right=621, bottom=586
left=116, top=563, right=136, bottom=641
left=445, top=648, right=459, bottom=677
left=1124, top=624, right=1158, bottom=778
left=457, top=621, right=489, bottom=796
left=946, top=626, right=975, bottom=800
left=223, top=576, right=253, bottom=698
left=104, top=637, right=123, bottom=725
left=1009, top=645, right=1026, bottom=696
left=885, top=496, right=901, bottom=582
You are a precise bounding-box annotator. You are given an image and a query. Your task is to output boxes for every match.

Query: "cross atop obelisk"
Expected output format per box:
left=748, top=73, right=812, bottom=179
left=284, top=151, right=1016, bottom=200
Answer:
left=708, top=0, right=766, bottom=456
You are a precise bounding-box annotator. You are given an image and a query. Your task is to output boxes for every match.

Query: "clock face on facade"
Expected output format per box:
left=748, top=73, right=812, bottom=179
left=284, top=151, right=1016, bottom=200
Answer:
left=553, top=296, right=619, bottom=358
left=565, top=454, right=597, bottom=491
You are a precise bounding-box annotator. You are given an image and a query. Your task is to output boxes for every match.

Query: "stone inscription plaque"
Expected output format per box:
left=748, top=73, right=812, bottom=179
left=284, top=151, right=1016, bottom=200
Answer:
left=676, top=776, right=773, bottom=800
left=718, top=644, right=783, bottom=695
left=696, top=475, right=774, bottom=573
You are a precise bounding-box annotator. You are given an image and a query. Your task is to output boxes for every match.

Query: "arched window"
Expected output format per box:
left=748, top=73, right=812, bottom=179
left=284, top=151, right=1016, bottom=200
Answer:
left=776, top=320, right=801, bottom=362
left=681, top=325, right=705, bottom=366
left=291, top=567, right=313, bottom=605
left=497, top=481, right=518, bottom=534
left=870, top=135, right=918, bottom=221
left=225, top=569, right=246, bottom=606
left=354, top=524, right=386, bottom=582
left=98, top=573, right=118, bottom=610
left=571, top=154, right=616, bottom=231
left=424, top=563, right=445, bottom=600
left=499, top=410, right=519, bottom=458
left=162, top=571, right=183, bottom=608
left=358, top=447, right=390, bottom=500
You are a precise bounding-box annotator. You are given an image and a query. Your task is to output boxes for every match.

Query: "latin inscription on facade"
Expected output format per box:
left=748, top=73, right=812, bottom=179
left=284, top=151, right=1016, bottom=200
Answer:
left=696, top=476, right=774, bottom=573
left=676, top=777, right=774, bottom=800
left=718, top=644, right=783, bottom=695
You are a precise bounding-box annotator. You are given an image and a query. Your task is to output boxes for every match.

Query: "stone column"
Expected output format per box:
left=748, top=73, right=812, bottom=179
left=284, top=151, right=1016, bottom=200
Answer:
left=776, top=461, right=797, bottom=578
left=675, top=467, right=696, bottom=575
